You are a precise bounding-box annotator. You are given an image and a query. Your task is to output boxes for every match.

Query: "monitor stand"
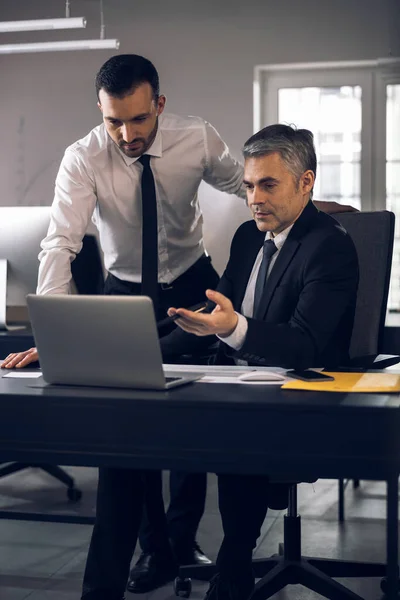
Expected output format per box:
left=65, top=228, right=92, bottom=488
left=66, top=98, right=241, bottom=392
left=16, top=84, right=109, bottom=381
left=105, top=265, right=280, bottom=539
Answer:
left=0, top=259, right=25, bottom=331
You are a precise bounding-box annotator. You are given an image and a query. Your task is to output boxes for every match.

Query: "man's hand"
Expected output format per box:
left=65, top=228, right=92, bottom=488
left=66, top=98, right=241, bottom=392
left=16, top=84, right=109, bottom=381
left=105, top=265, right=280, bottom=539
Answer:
left=1, top=347, right=39, bottom=369
left=168, top=290, right=238, bottom=337
left=313, top=200, right=358, bottom=214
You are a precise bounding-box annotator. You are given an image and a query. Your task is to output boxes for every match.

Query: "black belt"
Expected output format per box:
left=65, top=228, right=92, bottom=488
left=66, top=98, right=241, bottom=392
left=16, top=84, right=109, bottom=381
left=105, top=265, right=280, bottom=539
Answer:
left=106, top=254, right=211, bottom=293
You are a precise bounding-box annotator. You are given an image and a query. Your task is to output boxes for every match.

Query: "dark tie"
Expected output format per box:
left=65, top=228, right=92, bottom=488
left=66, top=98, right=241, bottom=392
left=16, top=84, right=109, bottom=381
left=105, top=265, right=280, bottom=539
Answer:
left=138, top=154, right=158, bottom=309
left=253, top=239, right=278, bottom=318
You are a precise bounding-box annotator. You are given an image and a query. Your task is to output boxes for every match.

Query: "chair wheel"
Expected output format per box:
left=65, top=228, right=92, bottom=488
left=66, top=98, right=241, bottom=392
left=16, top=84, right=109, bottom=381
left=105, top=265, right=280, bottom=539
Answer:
left=278, top=543, right=284, bottom=556
left=67, top=487, right=82, bottom=502
left=380, top=577, right=400, bottom=594
left=174, top=576, right=192, bottom=598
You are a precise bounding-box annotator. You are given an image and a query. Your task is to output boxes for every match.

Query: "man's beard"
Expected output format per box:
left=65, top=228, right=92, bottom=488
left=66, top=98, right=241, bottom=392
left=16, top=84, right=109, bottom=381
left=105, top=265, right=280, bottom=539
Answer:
left=119, top=118, right=158, bottom=158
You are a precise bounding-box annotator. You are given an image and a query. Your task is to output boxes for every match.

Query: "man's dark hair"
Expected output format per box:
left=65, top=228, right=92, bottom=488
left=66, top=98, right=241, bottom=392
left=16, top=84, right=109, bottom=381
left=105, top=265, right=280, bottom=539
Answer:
left=95, top=54, right=160, bottom=100
left=243, top=124, right=317, bottom=196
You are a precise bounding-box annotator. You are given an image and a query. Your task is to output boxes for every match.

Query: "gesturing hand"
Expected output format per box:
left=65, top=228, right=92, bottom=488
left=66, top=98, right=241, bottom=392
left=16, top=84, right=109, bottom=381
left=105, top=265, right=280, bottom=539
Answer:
left=168, top=289, right=238, bottom=337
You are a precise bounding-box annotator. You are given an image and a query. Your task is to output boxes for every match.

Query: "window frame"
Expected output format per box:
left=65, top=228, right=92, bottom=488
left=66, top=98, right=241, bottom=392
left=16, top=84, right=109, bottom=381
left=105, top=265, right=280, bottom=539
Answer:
left=254, top=58, right=400, bottom=213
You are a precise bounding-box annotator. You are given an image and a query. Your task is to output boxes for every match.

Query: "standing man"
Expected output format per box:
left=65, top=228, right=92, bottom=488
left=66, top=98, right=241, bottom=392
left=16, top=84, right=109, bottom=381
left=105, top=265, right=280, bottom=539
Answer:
left=2, top=53, right=243, bottom=597
left=46, top=52, right=232, bottom=591
left=1, top=55, right=355, bottom=599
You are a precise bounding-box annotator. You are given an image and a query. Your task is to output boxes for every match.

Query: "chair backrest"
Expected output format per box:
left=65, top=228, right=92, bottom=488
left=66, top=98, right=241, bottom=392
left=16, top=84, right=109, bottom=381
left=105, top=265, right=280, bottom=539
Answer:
left=71, top=234, right=105, bottom=295
left=333, top=211, right=394, bottom=359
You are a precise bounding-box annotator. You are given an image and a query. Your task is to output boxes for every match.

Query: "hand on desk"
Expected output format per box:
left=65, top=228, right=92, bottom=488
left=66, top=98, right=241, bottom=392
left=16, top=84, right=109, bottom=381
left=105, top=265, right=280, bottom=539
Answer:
left=1, top=347, right=39, bottom=369
left=168, top=289, right=238, bottom=337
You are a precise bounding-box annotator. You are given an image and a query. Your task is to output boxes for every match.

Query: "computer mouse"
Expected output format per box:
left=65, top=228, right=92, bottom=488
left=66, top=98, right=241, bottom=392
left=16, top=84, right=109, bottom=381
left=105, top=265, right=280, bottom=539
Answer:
left=239, top=371, right=286, bottom=382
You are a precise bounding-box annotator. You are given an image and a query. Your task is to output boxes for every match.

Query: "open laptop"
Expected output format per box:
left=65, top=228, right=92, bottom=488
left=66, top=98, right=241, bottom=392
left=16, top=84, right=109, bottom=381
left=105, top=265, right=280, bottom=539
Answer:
left=26, top=294, right=201, bottom=390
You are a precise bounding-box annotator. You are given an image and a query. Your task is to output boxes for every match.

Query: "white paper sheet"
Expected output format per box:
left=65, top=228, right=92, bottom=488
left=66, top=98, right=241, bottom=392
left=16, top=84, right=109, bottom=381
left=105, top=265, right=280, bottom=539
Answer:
left=164, top=364, right=287, bottom=375
left=163, top=364, right=290, bottom=384
left=198, top=375, right=288, bottom=385
left=2, top=371, right=42, bottom=379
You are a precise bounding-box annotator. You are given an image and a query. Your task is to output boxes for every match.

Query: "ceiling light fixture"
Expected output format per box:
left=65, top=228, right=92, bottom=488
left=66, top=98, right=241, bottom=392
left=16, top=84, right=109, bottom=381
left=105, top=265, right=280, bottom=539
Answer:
left=0, top=17, right=87, bottom=33
left=0, top=38, right=120, bottom=54
left=0, top=0, right=120, bottom=54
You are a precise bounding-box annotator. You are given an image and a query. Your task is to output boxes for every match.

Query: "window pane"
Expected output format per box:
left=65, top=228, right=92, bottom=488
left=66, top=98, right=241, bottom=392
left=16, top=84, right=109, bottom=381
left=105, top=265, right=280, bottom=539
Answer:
left=387, top=85, right=400, bottom=161
left=319, top=161, right=360, bottom=203
left=386, top=84, right=400, bottom=309
left=278, top=86, right=362, bottom=209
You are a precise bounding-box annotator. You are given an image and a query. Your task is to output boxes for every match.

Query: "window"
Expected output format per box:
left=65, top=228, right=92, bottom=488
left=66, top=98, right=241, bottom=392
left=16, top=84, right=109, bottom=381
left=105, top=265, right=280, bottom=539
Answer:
left=254, top=60, right=400, bottom=309
left=278, top=85, right=362, bottom=208
left=386, top=84, right=400, bottom=308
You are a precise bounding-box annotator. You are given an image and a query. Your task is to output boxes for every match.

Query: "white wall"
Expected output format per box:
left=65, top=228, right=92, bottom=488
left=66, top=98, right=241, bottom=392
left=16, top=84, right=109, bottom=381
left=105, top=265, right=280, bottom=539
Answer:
left=0, top=0, right=399, bottom=273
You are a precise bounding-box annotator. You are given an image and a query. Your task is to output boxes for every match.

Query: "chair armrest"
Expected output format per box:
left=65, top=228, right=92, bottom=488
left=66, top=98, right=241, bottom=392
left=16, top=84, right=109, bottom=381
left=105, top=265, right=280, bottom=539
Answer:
left=333, top=353, right=400, bottom=371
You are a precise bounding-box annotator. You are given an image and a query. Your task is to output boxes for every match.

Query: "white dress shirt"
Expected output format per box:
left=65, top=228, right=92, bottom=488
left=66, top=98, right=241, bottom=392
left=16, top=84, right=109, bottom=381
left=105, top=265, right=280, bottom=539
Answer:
left=37, top=112, right=246, bottom=295
left=218, top=224, right=294, bottom=354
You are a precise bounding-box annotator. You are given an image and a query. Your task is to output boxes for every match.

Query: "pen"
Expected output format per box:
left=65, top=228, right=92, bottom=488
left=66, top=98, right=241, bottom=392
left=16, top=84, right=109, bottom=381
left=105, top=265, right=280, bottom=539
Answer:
left=157, top=301, right=209, bottom=329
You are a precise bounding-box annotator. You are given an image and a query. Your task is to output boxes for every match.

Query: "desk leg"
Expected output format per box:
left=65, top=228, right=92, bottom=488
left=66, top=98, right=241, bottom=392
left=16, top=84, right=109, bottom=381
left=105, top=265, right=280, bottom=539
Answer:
left=385, top=476, right=399, bottom=599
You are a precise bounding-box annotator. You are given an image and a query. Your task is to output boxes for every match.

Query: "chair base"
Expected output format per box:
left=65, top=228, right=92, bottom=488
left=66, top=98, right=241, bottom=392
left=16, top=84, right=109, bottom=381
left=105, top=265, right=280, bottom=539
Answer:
left=177, top=553, right=387, bottom=600
left=0, top=462, right=82, bottom=501
left=176, top=513, right=388, bottom=600
left=251, top=553, right=386, bottom=600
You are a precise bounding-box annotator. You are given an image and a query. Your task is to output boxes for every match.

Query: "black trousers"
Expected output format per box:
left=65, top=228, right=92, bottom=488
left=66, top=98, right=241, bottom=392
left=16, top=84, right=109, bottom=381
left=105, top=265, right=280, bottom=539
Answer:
left=82, top=468, right=145, bottom=600
left=216, top=474, right=270, bottom=578
left=82, top=255, right=219, bottom=598
left=103, top=253, right=219, bottom=332
left=81, top=472, right=270, bottom=600
left=207, top=474, right=271, bottom=600
left=105, top=254, right=219, bottom=554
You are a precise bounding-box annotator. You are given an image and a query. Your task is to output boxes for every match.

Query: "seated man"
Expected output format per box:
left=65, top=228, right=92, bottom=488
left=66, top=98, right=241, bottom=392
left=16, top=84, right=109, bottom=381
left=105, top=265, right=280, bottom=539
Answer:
left=162, top=123, right=359, bottom=600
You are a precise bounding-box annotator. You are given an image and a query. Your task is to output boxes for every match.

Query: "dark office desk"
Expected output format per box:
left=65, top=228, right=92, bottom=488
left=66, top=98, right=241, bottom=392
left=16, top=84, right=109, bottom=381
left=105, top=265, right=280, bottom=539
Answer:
left=0, top=374, right=399, bottom=477
left=0, top=374, right=399, bottom=598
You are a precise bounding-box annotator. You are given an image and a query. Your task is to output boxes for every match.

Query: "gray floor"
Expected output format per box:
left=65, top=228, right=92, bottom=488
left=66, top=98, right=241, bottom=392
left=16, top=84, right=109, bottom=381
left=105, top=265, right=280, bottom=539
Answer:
left=0, top=467, right=394, bottom=599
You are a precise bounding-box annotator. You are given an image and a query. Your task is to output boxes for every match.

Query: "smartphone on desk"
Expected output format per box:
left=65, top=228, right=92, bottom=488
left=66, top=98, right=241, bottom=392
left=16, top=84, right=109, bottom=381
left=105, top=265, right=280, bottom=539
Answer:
left=286, top=369, right=335, bottom=382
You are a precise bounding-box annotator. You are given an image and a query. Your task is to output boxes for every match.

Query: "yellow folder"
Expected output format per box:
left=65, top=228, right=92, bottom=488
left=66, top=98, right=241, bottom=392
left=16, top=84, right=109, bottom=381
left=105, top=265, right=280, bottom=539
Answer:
left=281, top=372, right=400, bottom=393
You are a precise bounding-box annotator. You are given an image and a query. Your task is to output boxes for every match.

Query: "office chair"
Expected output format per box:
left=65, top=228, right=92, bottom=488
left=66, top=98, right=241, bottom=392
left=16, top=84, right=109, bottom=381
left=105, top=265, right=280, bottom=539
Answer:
left=70, top=234, right=105, bottom=296
left=333, top=212, right=399, bottom=523
left=174, top=211, right=397, bottom=600
left=0, top=234, right=104, bottom=502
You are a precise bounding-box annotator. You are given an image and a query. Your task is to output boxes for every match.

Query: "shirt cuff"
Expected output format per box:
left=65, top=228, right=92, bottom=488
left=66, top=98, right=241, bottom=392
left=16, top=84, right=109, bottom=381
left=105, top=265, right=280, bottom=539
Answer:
left=217, top=312, right=248, bottom=350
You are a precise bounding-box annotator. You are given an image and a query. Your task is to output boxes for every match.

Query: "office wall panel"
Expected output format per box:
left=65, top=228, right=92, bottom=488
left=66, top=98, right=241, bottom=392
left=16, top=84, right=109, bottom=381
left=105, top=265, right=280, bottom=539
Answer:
left=0, top=0, right=398, bottom=273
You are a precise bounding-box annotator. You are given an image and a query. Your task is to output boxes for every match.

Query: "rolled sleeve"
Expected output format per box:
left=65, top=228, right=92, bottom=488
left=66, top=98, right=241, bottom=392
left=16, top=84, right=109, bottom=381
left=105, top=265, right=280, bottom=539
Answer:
left=37, top=149, right=97, bottom=295
left=202, top=121, right=246, bottom=200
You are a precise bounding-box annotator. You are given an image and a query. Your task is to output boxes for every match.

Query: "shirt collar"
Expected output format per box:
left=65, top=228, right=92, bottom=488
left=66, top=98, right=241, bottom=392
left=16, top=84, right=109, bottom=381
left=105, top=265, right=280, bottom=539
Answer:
left=115, top=125, right=163, bottom=167
left=265, top=223, right=294, bottom=251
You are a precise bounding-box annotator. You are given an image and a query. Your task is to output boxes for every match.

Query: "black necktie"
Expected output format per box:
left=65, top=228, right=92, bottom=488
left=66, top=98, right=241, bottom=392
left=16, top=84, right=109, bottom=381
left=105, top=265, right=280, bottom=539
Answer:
left=253, top=239, right=277, bottom=318
left=138, top=155, right=158, bottom=309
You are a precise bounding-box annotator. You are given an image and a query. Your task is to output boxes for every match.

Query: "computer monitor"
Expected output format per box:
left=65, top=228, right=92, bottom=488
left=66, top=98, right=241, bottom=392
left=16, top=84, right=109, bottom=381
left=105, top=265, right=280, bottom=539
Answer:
left=0, top=206, right=51, bottom=330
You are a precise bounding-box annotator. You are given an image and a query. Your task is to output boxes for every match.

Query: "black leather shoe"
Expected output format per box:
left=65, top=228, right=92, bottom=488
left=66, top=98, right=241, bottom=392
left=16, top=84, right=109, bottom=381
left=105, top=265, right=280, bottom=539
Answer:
left=127, top=551, right=177, bottom=594
left=204, top=573, right=254, bottom=600
left=173, top=541, right=212, bottom=566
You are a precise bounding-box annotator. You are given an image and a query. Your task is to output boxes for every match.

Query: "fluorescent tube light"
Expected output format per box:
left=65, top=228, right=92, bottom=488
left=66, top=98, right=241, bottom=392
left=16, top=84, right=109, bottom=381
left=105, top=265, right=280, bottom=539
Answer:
left=0, top=17, right=87, bottom=33
left=0, top=38, right=120, bottom=54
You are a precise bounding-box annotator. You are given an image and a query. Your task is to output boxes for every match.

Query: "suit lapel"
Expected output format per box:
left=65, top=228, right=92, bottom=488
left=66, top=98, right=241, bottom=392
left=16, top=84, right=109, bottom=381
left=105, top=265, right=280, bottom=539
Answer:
left=254, top=201, right=318, bottom=320
left=254, top=236, right=299, bottom=319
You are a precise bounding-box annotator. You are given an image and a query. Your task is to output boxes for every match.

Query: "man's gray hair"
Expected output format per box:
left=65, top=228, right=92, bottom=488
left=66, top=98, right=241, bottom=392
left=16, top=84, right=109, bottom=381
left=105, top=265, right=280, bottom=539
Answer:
left=243, top=124, right=317, bottom=198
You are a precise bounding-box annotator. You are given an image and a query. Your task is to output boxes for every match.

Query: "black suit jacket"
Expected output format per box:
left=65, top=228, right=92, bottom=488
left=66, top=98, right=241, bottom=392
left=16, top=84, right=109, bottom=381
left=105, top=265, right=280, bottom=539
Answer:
left=161, top=201, right=359, bottom=370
